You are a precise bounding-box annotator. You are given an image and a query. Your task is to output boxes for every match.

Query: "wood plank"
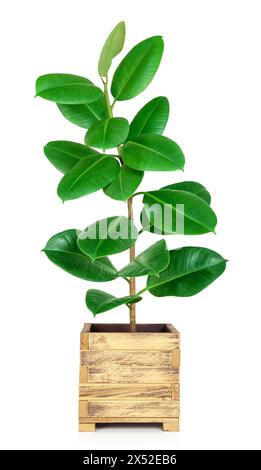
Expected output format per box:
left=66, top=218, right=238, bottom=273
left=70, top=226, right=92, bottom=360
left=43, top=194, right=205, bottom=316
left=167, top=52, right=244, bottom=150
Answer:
left=79, top=417, right=179, bottom=424
left=83, top=401, right=179, bottom=418
left=88, top=367, right=179, bottom=384
left=79, top=366, right=88, bottom=383
left=82, top=324, right=92, bottom=333
left=165, top=324, right=179, bottom=335
left=80, top=333, right=89, bottom=350
left=80, top=324, right=91, bottom=350
left=172, top=349, right=180, bottom=367
left=89, top=333, right=179, bottom=350
left=81, top=350, right=173, bottom=368
left=79, top=384, right=172, bottom=401
left=79, top=400, right=88, bottom=418
left=79, top=423, right=95, bottom=432
left=163, top=421, right=179, bottom=432
left=172, top=384, right=180, bottom=401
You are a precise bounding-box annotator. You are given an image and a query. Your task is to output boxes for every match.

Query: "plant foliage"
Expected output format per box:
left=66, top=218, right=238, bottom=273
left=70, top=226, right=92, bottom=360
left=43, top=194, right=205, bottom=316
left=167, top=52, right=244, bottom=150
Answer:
left=36, top=22, right=226, bottom=320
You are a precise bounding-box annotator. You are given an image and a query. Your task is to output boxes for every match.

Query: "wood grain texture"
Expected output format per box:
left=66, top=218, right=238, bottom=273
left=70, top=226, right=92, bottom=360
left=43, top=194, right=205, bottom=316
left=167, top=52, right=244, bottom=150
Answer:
left=79, top=417, right=179, bottom=424
left=80, top=401, right=179, bottom=418
left=79, top=423, right=95, bottom=432
left=165, top=324, right=179, bottom=334
left=172, top=349, right=180, bottom=367
left=88, top=367, right=179, bottom=384
left=89, top=333, right=179, bottom=350
left=80, top=324, right=91, bottom=350
left=79, top=400, right=88, bottom=418
left=172, top=383, right=180, bottom=401
left=163, top=421, right=179, bottom=432
left=81, top=350, right=174, bottom=368
left=78, top=323, right=180, bottom=431
left=79, top=366, right=88, bottom=383
left=79, top=384, right=172, bottom=401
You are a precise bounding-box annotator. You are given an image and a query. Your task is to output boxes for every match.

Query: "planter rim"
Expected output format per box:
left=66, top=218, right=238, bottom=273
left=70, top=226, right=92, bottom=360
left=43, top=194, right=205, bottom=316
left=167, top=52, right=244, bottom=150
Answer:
left=82, top=323, right=179, bottom=335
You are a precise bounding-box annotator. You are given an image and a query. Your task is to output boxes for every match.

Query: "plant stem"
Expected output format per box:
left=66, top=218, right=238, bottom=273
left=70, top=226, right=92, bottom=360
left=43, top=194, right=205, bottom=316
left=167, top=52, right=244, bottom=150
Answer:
left=127, top=197, right=136, bottom=332
left=103, top=76, right=137, bottom=332
left=104, top=78, right=113, bottom=119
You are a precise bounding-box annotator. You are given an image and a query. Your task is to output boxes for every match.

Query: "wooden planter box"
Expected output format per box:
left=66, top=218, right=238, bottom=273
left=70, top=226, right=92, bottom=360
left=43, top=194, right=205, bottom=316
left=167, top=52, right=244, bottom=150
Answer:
left=79, top=323, right=180, bottom=432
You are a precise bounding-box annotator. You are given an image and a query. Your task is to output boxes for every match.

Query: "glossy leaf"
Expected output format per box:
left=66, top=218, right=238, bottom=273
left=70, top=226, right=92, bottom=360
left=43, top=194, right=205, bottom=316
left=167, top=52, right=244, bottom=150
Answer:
left=35, top=74, right=102, bottom=104
left=162, top=181, right=211, bottom=204
left=128, top=96, right=169, bottom=140
left=146, top=247, right=227, bottom=297
left=57, top=154, right=120, bottom=201
left=77, top=216, right=138, bottom=261
left=142, top=189, right=217, bottom=234
left=122, top=134, right=185, bottom=171
left=57, top=96, right=107, bottom=129
left=111, top=36, right=164, bottom=101
left=98, top=21, right=126, bottom=77
left=118, top=240, right=169, bottom=278
left=103, top=165, right=143, bottom=201
left=42, top=229, right=117, bottom=282
left=86, top=289, right=141, bottom=316
left=85, top=117, right=129, bottom=149
left=44, top=141, right=98, bottom=173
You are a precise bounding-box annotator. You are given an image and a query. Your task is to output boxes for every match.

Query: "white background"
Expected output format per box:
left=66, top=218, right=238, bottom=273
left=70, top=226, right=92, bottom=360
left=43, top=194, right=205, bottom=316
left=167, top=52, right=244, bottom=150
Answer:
left=0, top=0, right=261, bottom=450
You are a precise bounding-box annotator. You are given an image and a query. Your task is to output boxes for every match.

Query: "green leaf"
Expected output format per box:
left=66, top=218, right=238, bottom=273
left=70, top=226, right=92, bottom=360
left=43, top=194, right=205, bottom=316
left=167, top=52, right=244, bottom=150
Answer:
left=85, top=118, right=129, bottom=149
left=118, top=240, right=169, bottom=278
left=44, top=141, right=98, bottom=173
left=98, top=21, right=126, bottom=77
left=103, top=165, right=143, bottom=201
left=162, top=181, right=211, bottom=204
left=57, top=154, right=120, bottom=201
left=42, top=229, right=117, bottom=282
left=146, top=247, right=227, bottom=297
left=57, top=96, right=107, bottom=129
left=111, top=36, right=164, bottom=101
left=122, top=135, right=185, bottom=171
left=128, top=96, right=169, bottom=140
left=142, top=189, right=217, bottom=234
left=35, top=74, right=102, bottom=104
left=86, top=289, right=142, bottom=316
left=77, top=216, right=138, bottom=261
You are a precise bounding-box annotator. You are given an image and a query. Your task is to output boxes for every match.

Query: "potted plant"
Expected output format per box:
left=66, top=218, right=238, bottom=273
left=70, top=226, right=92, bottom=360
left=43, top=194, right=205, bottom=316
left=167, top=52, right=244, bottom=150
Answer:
left=36, top=21, right=227, bottom=432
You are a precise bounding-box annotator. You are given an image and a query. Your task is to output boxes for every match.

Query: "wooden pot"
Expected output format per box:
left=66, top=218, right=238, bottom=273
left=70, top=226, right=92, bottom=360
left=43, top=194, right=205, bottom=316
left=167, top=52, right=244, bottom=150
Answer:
left=79, top=323, right=180, bottom=432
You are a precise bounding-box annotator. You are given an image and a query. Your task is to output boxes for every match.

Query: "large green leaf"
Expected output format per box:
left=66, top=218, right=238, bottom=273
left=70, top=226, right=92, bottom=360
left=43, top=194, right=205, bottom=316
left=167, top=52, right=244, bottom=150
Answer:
left=122, top=135, right=185, bottom=171
left=118, top=240, right=169, bottom=278
left=77, top=216, right=138, bottom=261
left=98, top=21, right=126, bottom=77
left=103, top=165, right=143, bottom=201
left=42, top=229, right=117, bottom=282
left=141, top=182, right=211, bottom=233
left=44, top=141, right=98, bottom=173
left=162, top=181, right=211, bottom=204
left=145, top=247, right=227, bottom=297
left=35, top=74, right=102, bottom=104
left=57, top=96, right=107, bottom=129
left=142, top=190, right=217, bottom=234
left=86, top=289, right=142, bottom=316
left=85, top=118, right=129, bottom=149
left=57, top=154, right=120, bottom=201
left=128, top=96, right=169, bottom=140
left=111, top=36, right=164, bottom=101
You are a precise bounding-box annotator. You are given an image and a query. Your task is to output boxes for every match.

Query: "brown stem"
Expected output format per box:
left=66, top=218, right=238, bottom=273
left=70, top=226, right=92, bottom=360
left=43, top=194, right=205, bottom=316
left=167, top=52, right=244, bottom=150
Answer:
left=103, top=78, right=137, bottom=332
left=128, top=197, right=136, bottom=332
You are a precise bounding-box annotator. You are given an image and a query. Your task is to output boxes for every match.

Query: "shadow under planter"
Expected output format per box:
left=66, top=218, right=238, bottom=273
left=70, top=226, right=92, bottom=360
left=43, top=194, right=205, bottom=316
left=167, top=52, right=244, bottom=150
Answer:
left=79, top=323, right=180, bottom=432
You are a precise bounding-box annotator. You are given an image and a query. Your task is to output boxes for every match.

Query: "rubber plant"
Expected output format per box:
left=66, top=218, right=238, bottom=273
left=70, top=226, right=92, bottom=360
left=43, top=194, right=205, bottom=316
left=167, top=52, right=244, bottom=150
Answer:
left=36, top=22, right=226, bottom=332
